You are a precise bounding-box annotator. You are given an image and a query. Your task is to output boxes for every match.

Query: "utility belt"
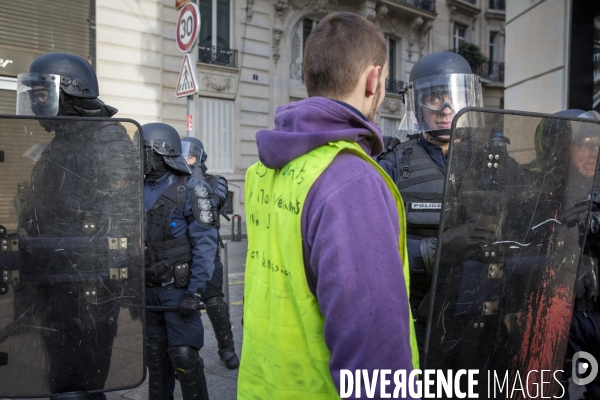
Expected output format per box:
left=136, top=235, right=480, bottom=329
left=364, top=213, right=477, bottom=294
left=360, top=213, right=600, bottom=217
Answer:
left=575, top=297, right=599, bottom=312
left=145, top=261, right=190, bottom=288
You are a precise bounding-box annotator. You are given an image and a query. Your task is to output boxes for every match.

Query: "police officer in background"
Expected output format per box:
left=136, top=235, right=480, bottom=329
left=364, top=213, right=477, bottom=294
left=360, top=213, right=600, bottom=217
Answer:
left=378, top=51, right=483, bottom=356
left=553, top=109, right=600, bottom=399
left=181, top=137, right=239, bottom=369
left=15, top=52, right=139, bottom=398
left=143, top=123, right=219, bottom=400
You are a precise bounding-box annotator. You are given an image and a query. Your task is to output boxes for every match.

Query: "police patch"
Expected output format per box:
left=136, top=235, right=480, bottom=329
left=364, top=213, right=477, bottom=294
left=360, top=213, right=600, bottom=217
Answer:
left=410, top=202, right=442, bottom=210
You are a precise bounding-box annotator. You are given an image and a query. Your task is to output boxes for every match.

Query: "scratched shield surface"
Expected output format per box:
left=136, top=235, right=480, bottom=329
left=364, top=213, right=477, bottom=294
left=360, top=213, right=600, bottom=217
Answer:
left=424, top=109, right=600, bottom=398
left=0, top=116, right=144, bottom=396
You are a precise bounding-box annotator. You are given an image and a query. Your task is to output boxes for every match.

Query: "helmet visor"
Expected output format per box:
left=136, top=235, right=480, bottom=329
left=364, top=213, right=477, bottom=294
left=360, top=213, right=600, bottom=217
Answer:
left=181, top=141, right=204, bottom=166
left=402, top=73, right=483, bottom=136
left=16, top=73, right=61, bottom=116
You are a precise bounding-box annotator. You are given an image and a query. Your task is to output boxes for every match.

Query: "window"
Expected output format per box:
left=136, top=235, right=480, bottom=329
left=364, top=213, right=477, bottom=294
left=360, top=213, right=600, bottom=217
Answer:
left=489, top=32, right=499, bottom=63
left=198, top=0, right=237, bottom=67
left=386, top=37, right=403, bottom=94
left=453, top=24, right=467, bottom=51
left=489, top=0, right=506, bottom=11
left=290, top=18, right=318, bottom=81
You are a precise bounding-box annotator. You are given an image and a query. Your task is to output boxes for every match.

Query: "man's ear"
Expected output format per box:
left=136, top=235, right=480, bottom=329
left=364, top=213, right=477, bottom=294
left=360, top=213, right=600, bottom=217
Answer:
left=365, top=65, right=381, bottom=97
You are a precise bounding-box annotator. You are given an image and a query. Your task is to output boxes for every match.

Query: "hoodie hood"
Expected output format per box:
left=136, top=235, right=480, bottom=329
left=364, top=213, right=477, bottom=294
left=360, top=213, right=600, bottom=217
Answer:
left=256, top=97, right=384, bottom=169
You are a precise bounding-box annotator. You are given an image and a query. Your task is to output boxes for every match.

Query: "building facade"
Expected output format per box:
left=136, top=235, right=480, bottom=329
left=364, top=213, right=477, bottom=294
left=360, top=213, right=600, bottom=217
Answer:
left=504, top=0, right=600, bottom=114
left=0, top=0, right=506, bottom=221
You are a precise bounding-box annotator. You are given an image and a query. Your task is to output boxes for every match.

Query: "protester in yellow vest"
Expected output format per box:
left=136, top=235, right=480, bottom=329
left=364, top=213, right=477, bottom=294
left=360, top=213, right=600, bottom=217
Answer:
left=238, top=11, right=419, bottom=399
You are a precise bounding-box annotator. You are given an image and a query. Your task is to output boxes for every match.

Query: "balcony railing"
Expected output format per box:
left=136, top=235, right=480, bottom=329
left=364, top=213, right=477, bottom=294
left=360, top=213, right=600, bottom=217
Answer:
left=198, top=46, right=238, bottom=68
left=386, top=79, right=405, bottom=95
left=460, top=0, right=477, bottom=4
left=489, top=0, right=505, bottom=10
left=474, top=61, right=505, bottom=83
left=392, top=0, right=436, bottom=13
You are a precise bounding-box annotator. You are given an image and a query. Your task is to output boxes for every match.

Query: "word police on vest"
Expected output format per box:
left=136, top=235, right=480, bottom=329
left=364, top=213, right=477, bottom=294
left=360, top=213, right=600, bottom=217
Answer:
left=410, top=202, right=442, bottom=210
left=339, top=369, right=567, bottom=399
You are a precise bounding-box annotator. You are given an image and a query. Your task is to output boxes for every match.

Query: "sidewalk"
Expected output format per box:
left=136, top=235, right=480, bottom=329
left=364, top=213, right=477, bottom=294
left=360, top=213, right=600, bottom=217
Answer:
left=106, top=239, right=247, bottom=400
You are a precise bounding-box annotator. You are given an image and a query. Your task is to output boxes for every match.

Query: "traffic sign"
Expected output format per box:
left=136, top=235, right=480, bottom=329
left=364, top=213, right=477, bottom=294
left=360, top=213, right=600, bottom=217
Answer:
left=176, top=2, right=200, bottom=53
left=175, top=54, right=199, bottom=97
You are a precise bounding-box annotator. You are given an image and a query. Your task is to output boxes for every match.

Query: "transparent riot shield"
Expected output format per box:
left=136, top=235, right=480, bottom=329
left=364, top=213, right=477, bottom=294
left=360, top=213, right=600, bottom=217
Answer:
left=0, top=116, right=144, bottom=397
left=425, top=109, right=600, bottom=398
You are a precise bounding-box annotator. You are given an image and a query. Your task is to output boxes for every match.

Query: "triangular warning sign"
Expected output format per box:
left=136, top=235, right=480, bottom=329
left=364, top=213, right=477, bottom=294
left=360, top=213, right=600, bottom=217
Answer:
left=175, top=54, right=199, bottom=98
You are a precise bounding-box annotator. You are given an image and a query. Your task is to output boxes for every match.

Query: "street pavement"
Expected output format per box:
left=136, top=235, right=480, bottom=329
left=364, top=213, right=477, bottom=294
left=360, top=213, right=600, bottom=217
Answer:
left=104, top=238, right=247, bottom=400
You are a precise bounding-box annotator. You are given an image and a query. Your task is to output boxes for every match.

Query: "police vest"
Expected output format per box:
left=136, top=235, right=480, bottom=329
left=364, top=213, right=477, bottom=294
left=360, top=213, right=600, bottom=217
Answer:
left=145, top=176, right=193, bottom=267
left=237, top=140, right=419, bottom=399
left=380, top=137, right=445, bottom=238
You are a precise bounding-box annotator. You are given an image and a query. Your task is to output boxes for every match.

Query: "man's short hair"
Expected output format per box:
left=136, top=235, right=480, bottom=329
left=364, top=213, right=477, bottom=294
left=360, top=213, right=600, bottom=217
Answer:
left=303, top=12, right=387, bottom=99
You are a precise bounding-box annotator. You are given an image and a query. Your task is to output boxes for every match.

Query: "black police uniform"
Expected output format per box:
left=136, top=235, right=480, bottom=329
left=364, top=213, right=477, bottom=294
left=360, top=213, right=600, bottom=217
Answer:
left=18, top=118, right=138, bottom=396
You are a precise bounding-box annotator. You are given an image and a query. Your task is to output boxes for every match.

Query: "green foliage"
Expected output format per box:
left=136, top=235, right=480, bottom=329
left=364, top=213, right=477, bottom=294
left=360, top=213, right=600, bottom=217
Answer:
left=457, top=41, right=487, bottom=69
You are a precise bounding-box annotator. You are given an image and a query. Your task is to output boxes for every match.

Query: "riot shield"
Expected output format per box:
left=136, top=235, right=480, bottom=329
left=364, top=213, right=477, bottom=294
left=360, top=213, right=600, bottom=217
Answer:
left=0, top=116, right=144, bottom=397
left=425, top=108, right=600, bottom=398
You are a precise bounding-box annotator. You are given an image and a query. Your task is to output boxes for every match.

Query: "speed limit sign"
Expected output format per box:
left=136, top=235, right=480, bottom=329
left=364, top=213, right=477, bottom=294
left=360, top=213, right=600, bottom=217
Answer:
left=176, top=2, right=200, bottom=53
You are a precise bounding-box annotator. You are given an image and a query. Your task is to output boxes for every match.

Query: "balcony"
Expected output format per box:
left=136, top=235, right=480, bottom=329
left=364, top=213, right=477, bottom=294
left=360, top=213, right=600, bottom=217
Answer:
left=386, top=79, right=405, bottom=95
left=198, top=46, right=238, bottom=68
left=390, top=0, right=436, bottom=13
left=380, top=0, right=436, bottom=19
left=474, top=61, right=505, bottom=83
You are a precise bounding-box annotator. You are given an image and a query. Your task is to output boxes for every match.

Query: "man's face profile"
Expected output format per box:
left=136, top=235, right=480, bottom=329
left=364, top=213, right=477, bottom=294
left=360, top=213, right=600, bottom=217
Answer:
left=366, top=63, right=388, bottom=122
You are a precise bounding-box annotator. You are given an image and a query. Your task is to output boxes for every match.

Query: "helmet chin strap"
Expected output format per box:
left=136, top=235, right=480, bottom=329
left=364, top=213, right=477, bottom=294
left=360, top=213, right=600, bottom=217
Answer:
left=424, top=128, right=452, bottom=143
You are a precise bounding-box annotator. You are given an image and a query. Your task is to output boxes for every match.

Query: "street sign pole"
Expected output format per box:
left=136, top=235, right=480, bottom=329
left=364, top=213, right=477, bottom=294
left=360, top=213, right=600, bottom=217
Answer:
left=175, top=2, right=200, bottom=136
left=187, top=44, right=197, bottom=135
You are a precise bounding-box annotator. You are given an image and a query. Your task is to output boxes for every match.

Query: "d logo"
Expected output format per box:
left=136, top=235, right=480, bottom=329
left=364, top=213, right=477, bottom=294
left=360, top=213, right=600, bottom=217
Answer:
left=573, top=351, right=599, bottom=386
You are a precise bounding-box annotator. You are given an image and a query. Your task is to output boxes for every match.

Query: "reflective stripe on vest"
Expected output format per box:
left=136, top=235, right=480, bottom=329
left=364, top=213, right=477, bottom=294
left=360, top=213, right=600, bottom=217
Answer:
left=238, top=141, right=419, bottom=399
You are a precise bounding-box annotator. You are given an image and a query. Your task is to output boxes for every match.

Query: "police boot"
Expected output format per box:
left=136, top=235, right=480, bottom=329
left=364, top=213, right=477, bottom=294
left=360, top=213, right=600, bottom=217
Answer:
left=147, top=337, right=175, bottom=400
left=205, top=296, right=240, bottom=369
left=167, top=346, right=209, bottom=400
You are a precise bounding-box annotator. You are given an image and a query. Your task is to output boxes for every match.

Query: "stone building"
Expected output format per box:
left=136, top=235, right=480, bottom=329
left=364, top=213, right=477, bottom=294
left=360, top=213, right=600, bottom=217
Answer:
left=0, top=0, right=506, bottom=220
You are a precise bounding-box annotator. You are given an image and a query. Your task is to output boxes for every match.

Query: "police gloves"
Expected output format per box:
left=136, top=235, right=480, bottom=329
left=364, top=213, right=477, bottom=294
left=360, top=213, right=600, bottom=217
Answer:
left=179, top=291, right=204, bottom=317
left=420, top=237, right=437, bottom=276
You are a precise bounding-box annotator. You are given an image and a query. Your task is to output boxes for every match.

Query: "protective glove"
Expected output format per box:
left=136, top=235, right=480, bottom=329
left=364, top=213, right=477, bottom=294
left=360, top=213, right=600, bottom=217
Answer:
left=420, top=237, right=437, bottom=276
left=179, top=291, right=204, bottom=317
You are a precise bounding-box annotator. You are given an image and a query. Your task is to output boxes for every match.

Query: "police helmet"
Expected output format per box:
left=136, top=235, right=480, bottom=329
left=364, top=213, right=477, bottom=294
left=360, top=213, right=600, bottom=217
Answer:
left=535, top=108, right=600, bottom=162
left=17, top=52, right=100, bottom=116
left=142, top=123, right=192, bottom=175
left=398, top=52, right=483, bottom=141
left=181, top=137, right=207, bottom=167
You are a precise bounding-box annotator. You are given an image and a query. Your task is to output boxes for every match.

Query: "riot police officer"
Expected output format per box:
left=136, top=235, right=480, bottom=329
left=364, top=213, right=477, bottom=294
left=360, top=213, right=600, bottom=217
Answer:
left=378, top=51, right=483, bottom=355
left=143, top=123, right=219, bottom=400
left=14, top=52, right=140, bottom=398
left=181, top=137, right=239, bottom=369
left=552, top=109, right=600, bottom=399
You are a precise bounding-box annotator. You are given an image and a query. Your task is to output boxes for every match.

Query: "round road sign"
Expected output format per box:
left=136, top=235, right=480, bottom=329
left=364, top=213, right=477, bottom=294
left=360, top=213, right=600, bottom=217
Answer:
left=176, top=2, right=200, bottom=53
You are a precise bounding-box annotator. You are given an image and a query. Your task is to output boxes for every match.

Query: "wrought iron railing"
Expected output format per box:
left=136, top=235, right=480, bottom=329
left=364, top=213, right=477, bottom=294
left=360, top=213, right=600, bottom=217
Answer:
left=474, top=61, right=505, bottom=82
left=489, top=0, right=505, bottom=10
left=198, top=46, right=238, bottom=68
left=392, top=0, right=436, bottom=13
left=386, top=79, right=405, bottom=95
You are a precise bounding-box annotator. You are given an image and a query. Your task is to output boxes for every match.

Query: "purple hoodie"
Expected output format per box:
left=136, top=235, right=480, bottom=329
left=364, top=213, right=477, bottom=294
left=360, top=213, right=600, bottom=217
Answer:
left=256, top=97, right=417, bottom=399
